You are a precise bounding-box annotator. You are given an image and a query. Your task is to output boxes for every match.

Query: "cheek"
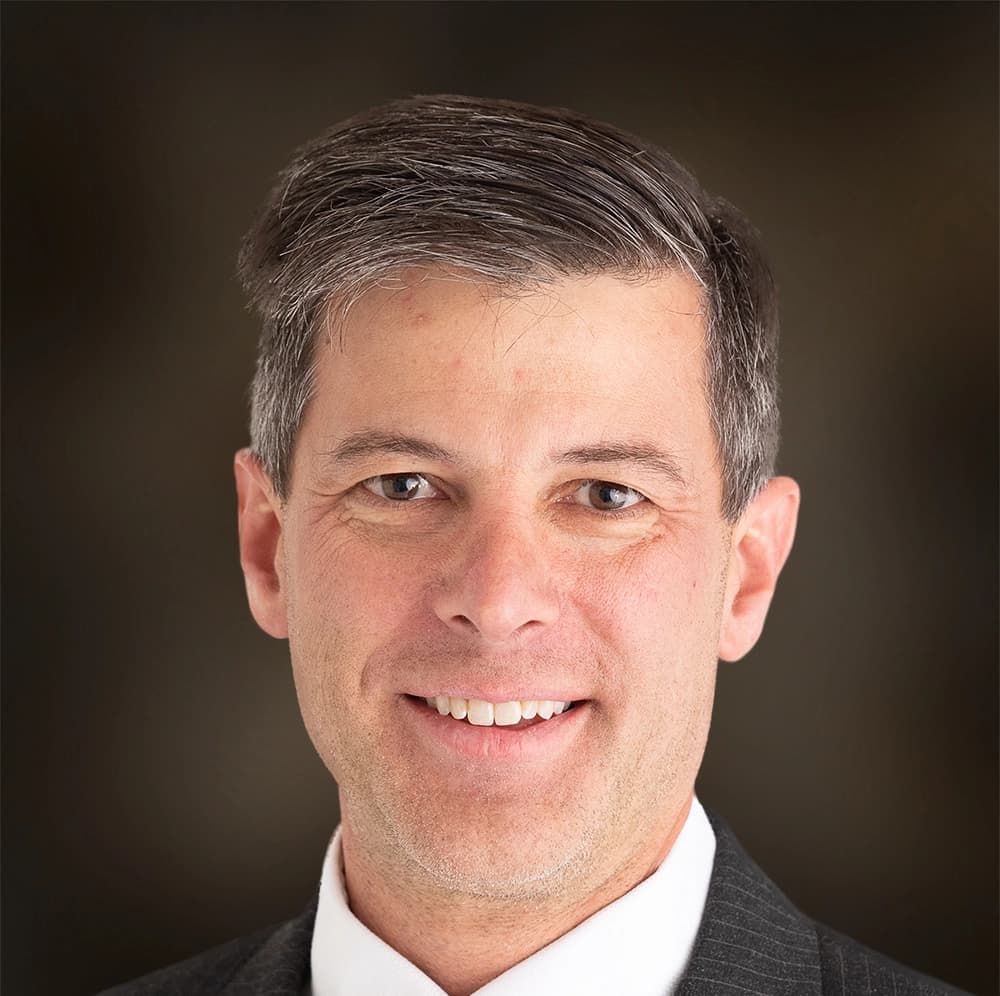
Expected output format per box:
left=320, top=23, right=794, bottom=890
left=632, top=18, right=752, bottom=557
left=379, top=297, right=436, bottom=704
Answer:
left=568, top=532, right=726, bottom=717
left=284, top=531, right=430, bottom=783
left=287, top=527, right=445, bottom=694
left=577, top=533, right=723, bottom=647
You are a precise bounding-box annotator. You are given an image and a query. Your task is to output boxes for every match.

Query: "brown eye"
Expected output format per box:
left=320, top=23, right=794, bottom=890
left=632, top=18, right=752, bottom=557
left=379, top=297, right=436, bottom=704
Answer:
left=574, top=480, right=645, bottom=512
left=362, top=473, right=438, bottom=501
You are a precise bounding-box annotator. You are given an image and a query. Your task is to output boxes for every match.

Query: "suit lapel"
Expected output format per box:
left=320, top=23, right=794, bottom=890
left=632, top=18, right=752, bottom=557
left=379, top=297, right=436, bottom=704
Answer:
left=676, top=811, right=823, bottom=996
left=221, top=896, right=318, bottom=996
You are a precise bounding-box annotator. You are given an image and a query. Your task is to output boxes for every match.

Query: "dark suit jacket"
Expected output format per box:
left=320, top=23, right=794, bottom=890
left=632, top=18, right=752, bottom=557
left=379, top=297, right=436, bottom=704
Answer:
left=99, top=812, right=969, bottom=995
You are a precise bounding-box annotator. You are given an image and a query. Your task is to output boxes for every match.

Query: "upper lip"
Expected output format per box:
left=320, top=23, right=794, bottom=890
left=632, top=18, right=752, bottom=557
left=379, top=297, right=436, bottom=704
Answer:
left=406, top=689, right=585, bottom=703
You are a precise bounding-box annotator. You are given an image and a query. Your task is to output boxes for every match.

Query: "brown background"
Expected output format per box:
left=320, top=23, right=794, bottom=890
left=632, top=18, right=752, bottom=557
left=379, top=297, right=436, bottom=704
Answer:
left=3, top=3, right=997, bottom=994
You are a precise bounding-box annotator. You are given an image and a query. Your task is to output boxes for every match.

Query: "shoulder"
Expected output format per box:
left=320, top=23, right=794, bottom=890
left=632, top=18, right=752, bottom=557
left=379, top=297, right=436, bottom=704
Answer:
left=96, top=928, right=274, bottom=996
left=682, top=809, right=970, bottom=996
left=95, top=900, right=317, bottom=996
left=815, top=924, right=969, bottom=996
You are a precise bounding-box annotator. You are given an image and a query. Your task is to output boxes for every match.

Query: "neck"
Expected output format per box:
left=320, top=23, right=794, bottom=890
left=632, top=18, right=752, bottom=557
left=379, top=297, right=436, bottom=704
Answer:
left=339, top=794, right=694, bottom=996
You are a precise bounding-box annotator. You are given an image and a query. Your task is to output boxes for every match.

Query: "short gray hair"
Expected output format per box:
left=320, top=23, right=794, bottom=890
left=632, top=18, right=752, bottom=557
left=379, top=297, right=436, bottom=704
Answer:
left=238, top=94, right=780, bottom=520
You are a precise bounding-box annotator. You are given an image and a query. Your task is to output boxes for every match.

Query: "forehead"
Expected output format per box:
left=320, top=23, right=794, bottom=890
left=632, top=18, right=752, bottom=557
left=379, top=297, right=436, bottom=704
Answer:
left=330, top=270, right=706, bottom=386
left=301, top=270, right=714, bottom=477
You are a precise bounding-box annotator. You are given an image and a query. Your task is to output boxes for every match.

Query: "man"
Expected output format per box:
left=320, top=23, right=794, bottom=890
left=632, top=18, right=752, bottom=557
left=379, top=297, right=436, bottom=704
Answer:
left=102, top=95, right=966, bottom=996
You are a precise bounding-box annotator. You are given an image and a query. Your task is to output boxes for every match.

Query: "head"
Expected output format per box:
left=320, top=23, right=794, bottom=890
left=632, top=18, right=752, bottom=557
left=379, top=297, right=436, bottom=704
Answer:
left=234, top=96, right=798, bottom=905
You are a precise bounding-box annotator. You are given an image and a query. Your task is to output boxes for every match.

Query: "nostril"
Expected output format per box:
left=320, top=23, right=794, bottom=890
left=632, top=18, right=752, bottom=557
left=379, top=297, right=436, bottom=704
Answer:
left=431, top=576, right=560, bottom=641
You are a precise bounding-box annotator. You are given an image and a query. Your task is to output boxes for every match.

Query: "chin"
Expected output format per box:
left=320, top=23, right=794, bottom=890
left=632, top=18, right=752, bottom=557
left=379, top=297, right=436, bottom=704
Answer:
left=405, top=831, right=593, bottom=902
left=361, top=784, right=606, bottom=902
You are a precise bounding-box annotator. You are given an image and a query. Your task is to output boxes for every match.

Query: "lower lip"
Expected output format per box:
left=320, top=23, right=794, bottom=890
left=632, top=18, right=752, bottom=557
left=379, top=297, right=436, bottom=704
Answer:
left=401, top=695, right=589, bottom=763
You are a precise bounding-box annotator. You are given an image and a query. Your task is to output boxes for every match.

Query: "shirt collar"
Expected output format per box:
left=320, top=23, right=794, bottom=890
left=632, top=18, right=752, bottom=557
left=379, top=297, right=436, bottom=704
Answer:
left=308, top=798, right=715, bottom=996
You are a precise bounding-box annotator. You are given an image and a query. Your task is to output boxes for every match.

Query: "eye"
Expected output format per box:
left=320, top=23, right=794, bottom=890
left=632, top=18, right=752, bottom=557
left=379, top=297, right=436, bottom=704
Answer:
left=572, top=480, right=646, bottom=512
left=362, top=473, right=440, bottom=501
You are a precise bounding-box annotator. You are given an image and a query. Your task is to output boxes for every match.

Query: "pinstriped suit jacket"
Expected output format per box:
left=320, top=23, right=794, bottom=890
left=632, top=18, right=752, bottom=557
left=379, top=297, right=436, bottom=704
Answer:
left=99, top=812, right=969, bottom=996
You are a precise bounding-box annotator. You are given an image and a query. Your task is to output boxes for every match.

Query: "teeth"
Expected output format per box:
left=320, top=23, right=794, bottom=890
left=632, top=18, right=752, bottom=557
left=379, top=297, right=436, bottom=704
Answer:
left=467, top=699, right=494, bottom=726
left=494, top=701, right=522, bottom=726
left=423, top=696, right=573, bottom=726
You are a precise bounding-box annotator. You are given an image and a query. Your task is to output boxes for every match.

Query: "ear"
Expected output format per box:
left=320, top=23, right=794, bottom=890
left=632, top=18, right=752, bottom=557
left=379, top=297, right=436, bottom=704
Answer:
left=717, top=476, right=800, bottom=662
left=234, top=448, right=289, bottom=639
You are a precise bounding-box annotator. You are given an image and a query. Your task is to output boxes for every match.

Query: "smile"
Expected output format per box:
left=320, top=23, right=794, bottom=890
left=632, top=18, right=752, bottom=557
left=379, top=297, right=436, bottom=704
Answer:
left=422, top=696, right=575, bottom=726
left=403, top=693, right=588, bottom=763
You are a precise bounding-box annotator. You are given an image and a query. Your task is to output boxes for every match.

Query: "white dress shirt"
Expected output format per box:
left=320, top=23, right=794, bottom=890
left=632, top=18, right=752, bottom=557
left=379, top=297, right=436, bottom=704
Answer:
left=307, top=798, right=715, bottom=996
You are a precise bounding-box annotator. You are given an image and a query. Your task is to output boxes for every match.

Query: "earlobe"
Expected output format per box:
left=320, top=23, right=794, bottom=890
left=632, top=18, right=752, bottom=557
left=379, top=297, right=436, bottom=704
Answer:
left=717, top=476, right=800, bottom=662
left=234, top=448, right=289, bottom=639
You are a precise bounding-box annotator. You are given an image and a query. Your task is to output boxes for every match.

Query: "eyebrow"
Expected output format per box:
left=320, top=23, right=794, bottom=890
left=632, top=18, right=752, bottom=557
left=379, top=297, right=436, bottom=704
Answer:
left=322, top=431, right=687, bottom=488
left=322, top=431, right=461, bottom=467
left=552, top=443, right=688, bottom=488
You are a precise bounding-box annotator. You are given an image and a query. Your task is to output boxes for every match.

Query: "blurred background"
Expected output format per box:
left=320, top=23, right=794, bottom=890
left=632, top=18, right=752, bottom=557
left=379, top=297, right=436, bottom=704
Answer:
left=3, top=3, right=996, bottom=994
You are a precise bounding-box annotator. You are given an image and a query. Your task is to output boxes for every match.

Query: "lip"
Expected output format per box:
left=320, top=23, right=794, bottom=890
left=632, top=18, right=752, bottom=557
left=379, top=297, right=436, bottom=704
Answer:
left=406, top=687, right=585, bottom=704
left=401, top=694, right=589, bottom=763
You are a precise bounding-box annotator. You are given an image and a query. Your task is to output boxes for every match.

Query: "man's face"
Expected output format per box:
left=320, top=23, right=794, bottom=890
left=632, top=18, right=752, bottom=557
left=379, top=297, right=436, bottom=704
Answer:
left=259, top=272, right=742, bottom=899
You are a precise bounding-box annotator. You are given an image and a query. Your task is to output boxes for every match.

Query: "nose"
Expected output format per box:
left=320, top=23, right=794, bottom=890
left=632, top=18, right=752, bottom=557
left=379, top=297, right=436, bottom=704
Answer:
left=430, top=514, right=561, bottom=645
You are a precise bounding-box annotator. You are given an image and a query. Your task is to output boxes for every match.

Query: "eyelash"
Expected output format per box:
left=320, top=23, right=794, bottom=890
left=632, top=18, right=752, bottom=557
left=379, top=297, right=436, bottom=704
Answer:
left=357, top=474, right=650, bottom=519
